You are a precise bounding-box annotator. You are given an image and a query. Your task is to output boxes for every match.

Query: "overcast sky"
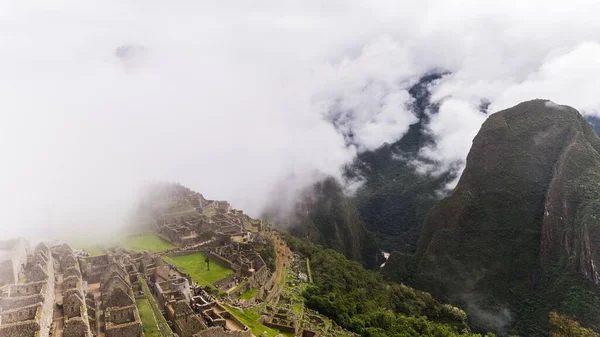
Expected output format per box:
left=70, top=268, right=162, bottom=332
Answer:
left=2, top=0, right=600, bottom=238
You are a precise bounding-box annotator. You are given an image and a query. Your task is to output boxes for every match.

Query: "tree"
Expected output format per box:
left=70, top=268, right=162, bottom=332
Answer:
left=549, top=312, right=599, bottom=337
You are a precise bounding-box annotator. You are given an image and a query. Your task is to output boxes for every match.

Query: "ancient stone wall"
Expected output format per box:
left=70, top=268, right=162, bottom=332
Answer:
left=63, top=316, right=92, bottom=337
left=105, top=321, right=142, bottom=337
left=194, top=326, right=252, bottom=337
left=208, top=252, right=233, bottom=268
left=105, top=306, right=136, bottom=325
left=0, top=304, right=40, bottom=324
left=220, top=311, right=246, bottom=329
left=263, top=319, right=296, bottom=333
left=0, top=293, right=44, bottom=310
left=0, top=320, right=40, bottom=337
left=10, top=281, right=45, bottom=296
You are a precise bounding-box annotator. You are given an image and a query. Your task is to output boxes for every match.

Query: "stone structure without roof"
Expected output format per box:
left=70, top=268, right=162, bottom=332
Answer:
left=0, top=242, right=55, bottom=337
left=0, top=239, right=28, bottom=287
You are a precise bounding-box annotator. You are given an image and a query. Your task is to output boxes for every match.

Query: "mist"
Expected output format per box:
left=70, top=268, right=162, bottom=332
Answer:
left=3, top=0, right=600, bottom=238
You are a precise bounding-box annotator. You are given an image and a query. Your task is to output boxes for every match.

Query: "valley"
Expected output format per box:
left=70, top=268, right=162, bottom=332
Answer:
left=2, top=101, right=600, bottom=337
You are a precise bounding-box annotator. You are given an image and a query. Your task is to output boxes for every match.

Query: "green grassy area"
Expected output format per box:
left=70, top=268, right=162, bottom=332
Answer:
left=67, top=237, right=109, bottom=256
left=68, top=233, right=174, bottom=255
left=162, top=252, right=232, bottom=287
left=137, top=298, right=162, bottom=337
left=292, top=302, right=303, bottom=316
left=240, top=288, right=258, bottom=300
left=140, top=279, right=175, bottom=337
left=224, top=304, right=293, bottom=337
left=122, top=235, right=175, bottom=252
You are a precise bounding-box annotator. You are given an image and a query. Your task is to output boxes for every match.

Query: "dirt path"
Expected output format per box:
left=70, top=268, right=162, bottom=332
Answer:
left=268, top=232, right=290, bottom=286
left=88, top=283, right=105, bottom=337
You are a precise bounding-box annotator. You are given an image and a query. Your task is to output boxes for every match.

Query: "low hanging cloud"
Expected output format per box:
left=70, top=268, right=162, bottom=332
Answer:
left=2, top=0, right=600, bottom=238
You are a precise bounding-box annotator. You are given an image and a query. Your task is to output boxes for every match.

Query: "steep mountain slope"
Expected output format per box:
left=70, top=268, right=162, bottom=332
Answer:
left=266, top=177, right=384, bottom=269
left=385, top=100, right=600, bottom=335
left=283, top=234, right=480, bottom=337
left=346, top=73, right=456, bottom=253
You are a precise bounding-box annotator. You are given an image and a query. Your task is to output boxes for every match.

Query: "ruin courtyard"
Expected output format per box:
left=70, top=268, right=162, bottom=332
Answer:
left=0, top=183, right=355, bottom=337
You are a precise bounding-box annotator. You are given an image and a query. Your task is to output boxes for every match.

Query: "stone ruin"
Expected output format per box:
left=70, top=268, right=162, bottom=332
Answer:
left=0, top=242, right=55, bottom=337
left=101, top=262, right=144, bottom=337
left=54, top=243, right=95, bottom=337
left=0, top=239, right=28, bottom=286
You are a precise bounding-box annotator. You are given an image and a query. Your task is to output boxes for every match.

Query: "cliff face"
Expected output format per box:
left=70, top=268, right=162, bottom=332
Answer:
left=265, top=177, right=384, bottom=269
left=401, top=100, right=600, bottom=334
left=540, top=115, right=600, bottom=281
left=291, top=177, right=384, bottom=269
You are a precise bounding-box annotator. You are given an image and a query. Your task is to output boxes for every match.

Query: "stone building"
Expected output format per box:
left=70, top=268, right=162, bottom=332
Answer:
left=193, top=326, right=252, bottom=337
left=54, top=245, right=94, bottom=337
left=166, top=300, right=207, bottom=337
left=0, top=239, right=28, bottom=286
left=0, top=243, right=55, bottom=337
left=101, top=262, right=144, bottom=337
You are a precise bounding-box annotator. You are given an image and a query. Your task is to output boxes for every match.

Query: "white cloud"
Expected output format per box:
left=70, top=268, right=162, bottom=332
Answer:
left=416, top=99, right=488, bottom=187
left=2, top=0, right=600, bottom=238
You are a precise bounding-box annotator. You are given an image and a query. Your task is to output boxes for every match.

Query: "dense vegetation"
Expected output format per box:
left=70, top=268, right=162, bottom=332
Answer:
left=386, top=100, right=600, bottom=336
left=346, top=73, right=456, bottom=253
left=258, top=238, right=276, bottom=271
left=283, top=234, right=496, bottom=337
left=266, top=177, right=383, bottom=269
left=549, top=312, right=599, bottom=337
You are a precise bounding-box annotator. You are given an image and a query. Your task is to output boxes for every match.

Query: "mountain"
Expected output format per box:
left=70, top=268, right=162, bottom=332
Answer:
left=345, top=73, right=457, bottom=253
left=385, top=100, right=600, bottom=335
left=265, top=177, right=384, bottom=269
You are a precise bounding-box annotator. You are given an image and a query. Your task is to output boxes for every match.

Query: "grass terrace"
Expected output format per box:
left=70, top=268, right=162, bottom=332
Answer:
left=162, top=252, right=232, bottom=287
left=67, top=237, right=109, bottom=256
left=122, top=235, right=175, bottom=252
left=137, top=298, right=162, bottom=337
left=140, top=279, right=175, bottom=337
left=240, top=288, right=258, bottom=300
left=68, top=233, right=174, bottom=255
left=224, top=304, right=294, bottom=337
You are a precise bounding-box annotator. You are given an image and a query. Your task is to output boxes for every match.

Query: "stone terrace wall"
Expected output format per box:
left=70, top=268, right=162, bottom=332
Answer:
left=263, top=320, right=295, bottom=334
left=208, top=252, right=233, bottom=269
left=166, top=249, right=206, bottom=257
left=194, top=327, right=252, bottom=337
left=220, top=311, right=246, bottom=330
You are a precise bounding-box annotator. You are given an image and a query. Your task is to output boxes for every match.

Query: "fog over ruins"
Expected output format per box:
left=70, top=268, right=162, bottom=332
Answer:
left=0, top=182, right=351, bottom=337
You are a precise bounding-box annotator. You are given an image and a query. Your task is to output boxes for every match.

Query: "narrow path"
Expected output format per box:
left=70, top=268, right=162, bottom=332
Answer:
left=88, top=283, right=105, bottom=337
left=53, top=271, right=64, bottom=337
left=268, top=232, right=290, bottom=286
